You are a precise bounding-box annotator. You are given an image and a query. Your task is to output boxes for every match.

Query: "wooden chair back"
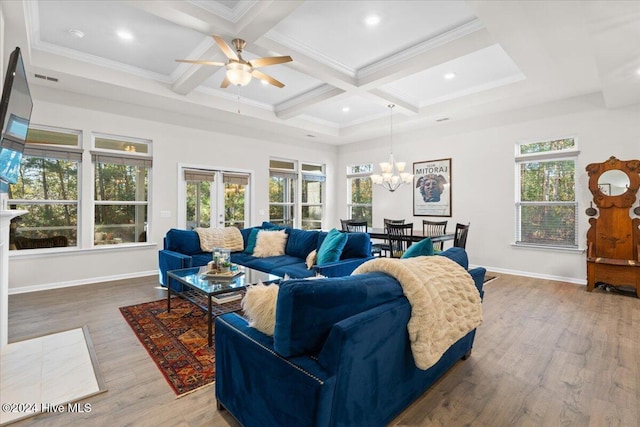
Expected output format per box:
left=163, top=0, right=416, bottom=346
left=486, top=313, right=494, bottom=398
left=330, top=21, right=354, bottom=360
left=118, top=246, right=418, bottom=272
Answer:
left=422, top=220, right=448, bottom=251
left=454, top=223, right=470, bottom=249
left=386, top=223, right=414, bottom=258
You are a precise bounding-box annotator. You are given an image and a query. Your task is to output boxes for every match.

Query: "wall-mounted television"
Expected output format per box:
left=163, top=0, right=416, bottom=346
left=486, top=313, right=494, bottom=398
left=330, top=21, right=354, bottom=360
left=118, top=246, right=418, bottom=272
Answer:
left=0, top=47, right=33, bottom=184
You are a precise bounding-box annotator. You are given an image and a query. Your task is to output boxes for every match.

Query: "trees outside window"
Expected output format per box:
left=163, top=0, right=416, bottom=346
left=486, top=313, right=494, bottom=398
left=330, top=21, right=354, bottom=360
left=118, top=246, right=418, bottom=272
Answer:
left=301, top=163, right=325, bottom=230
left=347, top=163, right=373, bottom=226
left=8, top=126, right=80, bottom=249
left=93, top=134, right=151, bottom=245
left=515, top=138, right=578, bottom=248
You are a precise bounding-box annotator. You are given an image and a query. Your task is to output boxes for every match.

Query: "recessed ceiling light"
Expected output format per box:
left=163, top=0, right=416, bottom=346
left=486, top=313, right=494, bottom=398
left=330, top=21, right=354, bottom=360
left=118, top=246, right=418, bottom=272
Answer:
left=444, top=72, right=456, bottom=80
left=342, top=107, right=350, bottom=112
left=364, top=14, right=381, bottom=27
left=116, top=30, right=134, bottom=41
left=68, top=29, right=85, bottom=39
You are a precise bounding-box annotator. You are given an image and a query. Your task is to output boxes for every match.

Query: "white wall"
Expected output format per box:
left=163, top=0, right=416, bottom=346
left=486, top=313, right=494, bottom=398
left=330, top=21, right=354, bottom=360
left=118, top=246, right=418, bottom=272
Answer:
left=8, top=89, right=338, bottom=293
left=338, top=93, right=640, bottom=283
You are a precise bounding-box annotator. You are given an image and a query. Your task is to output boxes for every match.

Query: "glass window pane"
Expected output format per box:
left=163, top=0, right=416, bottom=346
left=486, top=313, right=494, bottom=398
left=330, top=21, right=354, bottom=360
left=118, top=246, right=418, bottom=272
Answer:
left=519, top=138, right=575, bottom=155
left=95, top=163, right=148, bottom=201
left=10, top=204, right=77, bottom=248
left=270, top=159, right=295, bottom=170
left=350, top=206, right=372, bottom=226
left=27, top=128, right=79, bottom=147
left=95, top=137, right=149, bottom=154
left=95, top=204, right=148, bottom=244
left=519, top=204, right=576, bottom=246
left=269, top=205, right=294, bottom=226
left=520, top=160, right=575, bottom=202
left=348, top=163, right=373, bottom=174
left=302, top=180, right=323, bottom=204
left=301, top=206, right=322, bottom=230
left=10, top=157, right=78, bottom=200
left=350, top=177, right=372, bottom=204
left=225, top=183, right=245, bottom=228
left=269, top=177, right=285, bottom=203
left=302, top=164, right=322, bottom=172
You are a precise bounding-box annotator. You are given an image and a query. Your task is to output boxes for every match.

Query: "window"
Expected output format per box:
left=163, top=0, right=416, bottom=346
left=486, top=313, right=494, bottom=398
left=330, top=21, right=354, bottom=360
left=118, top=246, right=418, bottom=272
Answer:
left=185, top=169, right=213, bottom=229
left=301, top=163, right=325, bottom=230
left=8, top=126, right=81, bottom=250
left=93, top=134, right=151, bottom=245
left=515, top=137, right=578, bottom=248
left=183, top=169, right=249, bottom=230
left=269, top=159, right=297, bottom=227
left=347, top=163, right=373, bottom=226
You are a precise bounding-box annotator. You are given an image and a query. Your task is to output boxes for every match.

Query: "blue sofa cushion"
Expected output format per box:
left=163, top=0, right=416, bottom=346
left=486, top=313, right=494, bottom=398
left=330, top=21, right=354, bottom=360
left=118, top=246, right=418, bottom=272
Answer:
left=165, top=228, right=203, bottom=255
left=437, top=247, right=469, bottom=269
left=235, top=254, right=304, bottom=273
left=271, top=262, right=317, bottom=279
left=285, top=228, right=319, bottom=259
left=401, top=238, right=434, bottom=258
left=316, top=228, right=348, bottom=265
left=244, top=228, right=260, bottom=254
left=261, top=221, right=288, bottom=230
left=340, top=232, right=372, bottom=259
left=274, top=272, right=404, bottom=357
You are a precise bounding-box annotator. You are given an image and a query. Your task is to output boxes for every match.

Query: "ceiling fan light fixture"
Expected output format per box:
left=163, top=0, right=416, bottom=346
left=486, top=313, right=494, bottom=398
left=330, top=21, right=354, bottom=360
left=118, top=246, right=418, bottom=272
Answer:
left=226, top=62, right=252, bottom=86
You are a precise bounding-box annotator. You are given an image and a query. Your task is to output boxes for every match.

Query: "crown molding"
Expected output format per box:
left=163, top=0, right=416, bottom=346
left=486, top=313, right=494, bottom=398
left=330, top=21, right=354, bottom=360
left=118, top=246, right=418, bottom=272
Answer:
left=188, top=0, right=258, bottom=24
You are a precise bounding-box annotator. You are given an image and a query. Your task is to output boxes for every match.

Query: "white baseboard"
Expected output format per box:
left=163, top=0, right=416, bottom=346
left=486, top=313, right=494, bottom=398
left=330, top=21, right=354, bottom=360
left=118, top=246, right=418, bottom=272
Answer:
left=8, top=270, right=159, bottom=295
left=471, top=264, right=586, bottom=285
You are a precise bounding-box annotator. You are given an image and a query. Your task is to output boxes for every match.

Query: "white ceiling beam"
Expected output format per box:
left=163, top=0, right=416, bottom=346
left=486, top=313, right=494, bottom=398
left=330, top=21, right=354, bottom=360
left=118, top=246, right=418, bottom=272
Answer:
left=122, top=1, right=233, bottom=35
left=275, top=85, right=345, bottom=119
left=365, top=90, right=420, bottom=115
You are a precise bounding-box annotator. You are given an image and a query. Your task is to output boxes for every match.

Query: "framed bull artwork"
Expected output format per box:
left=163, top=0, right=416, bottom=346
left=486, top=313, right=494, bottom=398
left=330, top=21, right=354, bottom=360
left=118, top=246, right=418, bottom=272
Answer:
left=413, top=158, right=452, bottom=217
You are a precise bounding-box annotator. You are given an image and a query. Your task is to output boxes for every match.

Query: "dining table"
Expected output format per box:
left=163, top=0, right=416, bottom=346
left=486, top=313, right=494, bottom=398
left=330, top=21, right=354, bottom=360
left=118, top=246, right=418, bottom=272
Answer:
left=366, top=227, right=455, bottom=244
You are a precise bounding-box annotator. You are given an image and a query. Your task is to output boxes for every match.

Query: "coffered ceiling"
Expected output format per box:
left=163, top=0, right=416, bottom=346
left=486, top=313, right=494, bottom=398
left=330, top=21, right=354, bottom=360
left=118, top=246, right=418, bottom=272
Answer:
left=2, top=0, right=639, bottom=145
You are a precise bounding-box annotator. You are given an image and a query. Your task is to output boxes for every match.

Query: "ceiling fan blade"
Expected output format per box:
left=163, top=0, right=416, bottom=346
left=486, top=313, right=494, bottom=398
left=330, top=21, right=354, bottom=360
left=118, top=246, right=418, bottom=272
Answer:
left=251, top=69, right=285, bottom=88
left=213, top=35, right=239, bottom=61
left=175, top=59, right=225, bottom=66
left=248, top=56, right=293, bottom=68
left=220, top=76, right=232, bottom=88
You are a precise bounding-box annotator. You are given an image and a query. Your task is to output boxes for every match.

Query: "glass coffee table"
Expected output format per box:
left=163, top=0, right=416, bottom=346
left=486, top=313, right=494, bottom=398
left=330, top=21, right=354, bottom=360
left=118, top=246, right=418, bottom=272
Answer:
left=167, top=265, right=280, bottom=346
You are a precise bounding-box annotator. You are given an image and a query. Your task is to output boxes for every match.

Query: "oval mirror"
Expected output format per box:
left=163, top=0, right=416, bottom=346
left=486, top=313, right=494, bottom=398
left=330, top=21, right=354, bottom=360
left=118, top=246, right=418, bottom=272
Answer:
left=598, top=170, right=629, bottom=196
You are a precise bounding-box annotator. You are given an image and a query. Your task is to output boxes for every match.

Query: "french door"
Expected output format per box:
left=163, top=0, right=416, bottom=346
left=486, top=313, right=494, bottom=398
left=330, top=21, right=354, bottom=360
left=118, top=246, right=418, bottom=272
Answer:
left=181, top=168, right=250, bottom=229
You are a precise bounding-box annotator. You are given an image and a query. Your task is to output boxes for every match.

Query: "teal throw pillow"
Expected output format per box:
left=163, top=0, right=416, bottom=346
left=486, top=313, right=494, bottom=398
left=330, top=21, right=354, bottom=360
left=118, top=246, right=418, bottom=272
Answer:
left=316, top=228, right=348, bottom=265
left=244, top=228, right=260, bottom=254
left=401, top=238, right=434, bottom=259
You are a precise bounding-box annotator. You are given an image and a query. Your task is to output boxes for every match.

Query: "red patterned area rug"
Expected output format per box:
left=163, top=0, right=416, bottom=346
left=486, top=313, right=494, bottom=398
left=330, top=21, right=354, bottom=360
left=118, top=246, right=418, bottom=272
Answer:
left=119, top=296, right=243, bottom=396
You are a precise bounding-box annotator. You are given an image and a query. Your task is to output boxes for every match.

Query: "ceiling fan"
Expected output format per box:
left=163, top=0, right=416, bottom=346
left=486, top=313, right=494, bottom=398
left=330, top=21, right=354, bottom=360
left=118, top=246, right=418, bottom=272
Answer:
left=176, top=35, right=292, bottom=88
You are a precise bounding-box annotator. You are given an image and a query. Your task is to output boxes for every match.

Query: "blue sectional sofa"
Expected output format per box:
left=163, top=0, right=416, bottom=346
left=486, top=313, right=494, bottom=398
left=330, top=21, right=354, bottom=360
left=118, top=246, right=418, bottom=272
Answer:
left=158, top=223, right=374, bottom=289
left=214, top=248, right=486, bottom=427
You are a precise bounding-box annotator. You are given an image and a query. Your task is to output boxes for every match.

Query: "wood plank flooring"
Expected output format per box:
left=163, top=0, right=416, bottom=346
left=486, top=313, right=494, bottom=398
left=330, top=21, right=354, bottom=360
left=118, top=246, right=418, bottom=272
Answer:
left=5, top=274, right=639, bottom=426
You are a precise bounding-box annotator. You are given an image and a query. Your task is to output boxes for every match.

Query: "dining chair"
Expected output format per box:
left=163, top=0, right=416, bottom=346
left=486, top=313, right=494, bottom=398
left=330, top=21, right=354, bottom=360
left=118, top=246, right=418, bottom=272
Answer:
left=340, top=219, right=356, bottom=232
left=422, top=220, right=448, bottom=251
left=372, top=218, right=406, bottom=257
left=345, top=221, right=367, bottom=233
left=386, top=223, right=414, bottom=258
left=454, top=223, right=470, bottom=249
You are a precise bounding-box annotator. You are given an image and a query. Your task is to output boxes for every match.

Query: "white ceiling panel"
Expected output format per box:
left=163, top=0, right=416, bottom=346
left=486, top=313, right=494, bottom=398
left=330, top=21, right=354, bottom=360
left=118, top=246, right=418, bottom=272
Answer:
left=302, top=95, right=390, bottom=127
left=35, top=1, right=207, bottom=77
left=267, top=0, right=477, bottom=72
left=380, top=44, right=525, bottom=107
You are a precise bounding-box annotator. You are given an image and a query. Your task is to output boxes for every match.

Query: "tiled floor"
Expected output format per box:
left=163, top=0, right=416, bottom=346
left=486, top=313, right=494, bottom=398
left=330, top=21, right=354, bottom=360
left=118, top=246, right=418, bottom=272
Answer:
left=0, top=327, right=104, bottom=425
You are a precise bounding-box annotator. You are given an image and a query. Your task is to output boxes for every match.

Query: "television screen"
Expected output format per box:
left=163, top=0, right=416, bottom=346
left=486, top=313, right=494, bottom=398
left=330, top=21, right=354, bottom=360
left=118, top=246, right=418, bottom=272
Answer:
left=0, top=47, right=33, bottom=184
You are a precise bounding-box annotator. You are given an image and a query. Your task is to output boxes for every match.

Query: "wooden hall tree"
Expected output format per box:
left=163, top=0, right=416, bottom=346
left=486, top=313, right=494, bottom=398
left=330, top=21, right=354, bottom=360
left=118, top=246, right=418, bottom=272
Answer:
left=585, top=156, right=640, bottom=296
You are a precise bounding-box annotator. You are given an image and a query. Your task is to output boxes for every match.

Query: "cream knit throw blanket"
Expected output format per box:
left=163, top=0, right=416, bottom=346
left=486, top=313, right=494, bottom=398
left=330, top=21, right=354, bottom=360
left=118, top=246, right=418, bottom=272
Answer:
left=194, top=227, right=244, bottom=252
left=352, top=256, right=483, bottom=370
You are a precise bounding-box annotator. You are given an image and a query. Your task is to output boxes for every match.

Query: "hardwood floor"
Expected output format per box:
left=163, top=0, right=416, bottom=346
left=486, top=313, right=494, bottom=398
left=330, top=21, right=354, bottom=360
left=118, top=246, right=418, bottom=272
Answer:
left=6, top=274, right=639, bottom=426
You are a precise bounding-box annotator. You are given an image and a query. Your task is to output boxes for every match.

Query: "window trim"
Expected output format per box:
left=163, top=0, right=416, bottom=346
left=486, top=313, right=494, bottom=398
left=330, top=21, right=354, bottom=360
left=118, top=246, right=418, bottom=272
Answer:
left=346, top=163, right=373, bottom=225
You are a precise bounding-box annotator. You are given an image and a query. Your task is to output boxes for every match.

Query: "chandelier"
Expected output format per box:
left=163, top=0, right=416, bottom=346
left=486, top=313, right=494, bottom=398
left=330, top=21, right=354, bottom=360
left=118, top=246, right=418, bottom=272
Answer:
left=371, top=104, right=413, bottom=192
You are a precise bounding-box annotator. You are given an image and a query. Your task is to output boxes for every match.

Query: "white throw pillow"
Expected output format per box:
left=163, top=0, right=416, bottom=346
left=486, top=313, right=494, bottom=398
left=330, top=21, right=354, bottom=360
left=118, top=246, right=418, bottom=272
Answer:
left=241, top=282, right=278, bottom=336
left=306, top=249, right=317, bottom=269
left=252, top=229, right=288, bottom=258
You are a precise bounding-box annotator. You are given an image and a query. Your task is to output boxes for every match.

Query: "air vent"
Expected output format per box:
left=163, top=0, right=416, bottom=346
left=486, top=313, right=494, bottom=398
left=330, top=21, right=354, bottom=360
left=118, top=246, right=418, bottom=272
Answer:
left=34, top=73, right=58, bottom=82
left=435, top=117, right=450, bottom=122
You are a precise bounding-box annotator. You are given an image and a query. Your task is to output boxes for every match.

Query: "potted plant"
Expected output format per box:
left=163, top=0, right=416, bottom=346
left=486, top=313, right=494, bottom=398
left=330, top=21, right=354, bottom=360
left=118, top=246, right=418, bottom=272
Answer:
left=220, top=261, right=231, bottom=273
